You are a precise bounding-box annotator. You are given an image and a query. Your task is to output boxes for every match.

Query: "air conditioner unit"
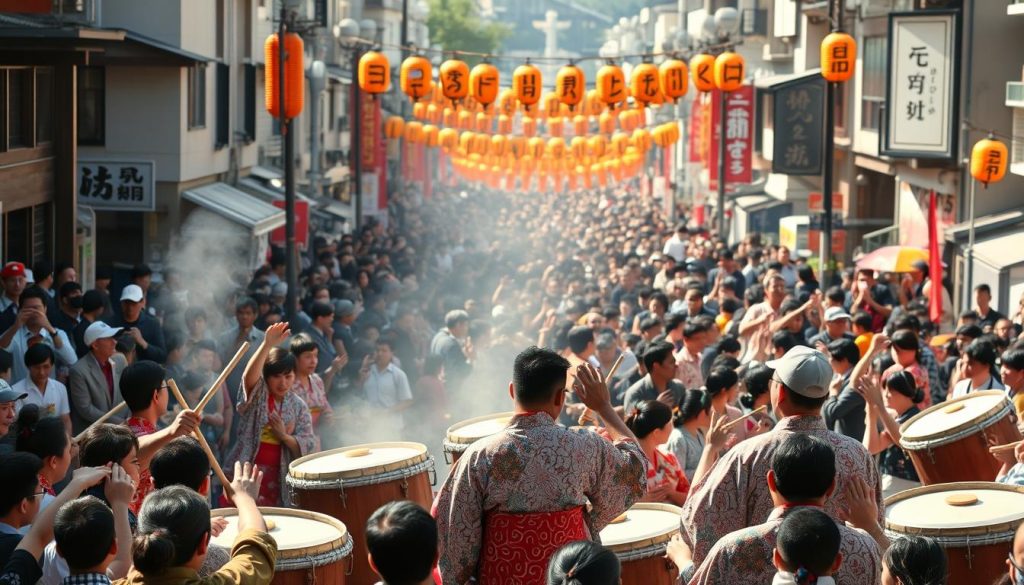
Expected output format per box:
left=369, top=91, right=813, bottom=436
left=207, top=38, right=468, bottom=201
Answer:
left=762, top=37, right=794, bottom=62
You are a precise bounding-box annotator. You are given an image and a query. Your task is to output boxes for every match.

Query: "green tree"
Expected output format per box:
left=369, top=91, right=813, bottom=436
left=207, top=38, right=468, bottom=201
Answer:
left=427, top=0, right=511, bottom=64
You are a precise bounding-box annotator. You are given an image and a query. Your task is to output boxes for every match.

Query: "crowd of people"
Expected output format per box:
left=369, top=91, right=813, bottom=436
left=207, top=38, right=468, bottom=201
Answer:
left=0, top=181, right=1023, bottom=585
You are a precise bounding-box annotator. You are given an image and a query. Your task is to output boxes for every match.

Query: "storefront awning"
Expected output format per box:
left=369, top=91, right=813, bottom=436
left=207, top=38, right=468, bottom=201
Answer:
left=320, top=200, right=354, bottom=221
left=945, top=210, right=1024, bottom=244
left=754, top=69, right=822, bottom=91
left=326, top=65, right=352, bottom=83
left=973, top=232, right=1024, bottom=270
left=237, top=177, right=314, bottom=205
left=182, top=182, right=284, bottom=236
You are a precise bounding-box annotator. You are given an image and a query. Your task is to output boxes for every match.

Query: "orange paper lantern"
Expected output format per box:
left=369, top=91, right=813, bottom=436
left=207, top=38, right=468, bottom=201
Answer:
left=971, top=136, right=1009, bottom=187
left=423, top=124, right=439, bottom=147
left=404, top=121, right=424, bottom=144
left=689, top=54, right=715, bottom=93
left=470, top=62, right=500, bottom=108
left=630, top=63, right=661, bottom=106
left=384, top=116, right=404, bottom=139
left=659, top=59, right=688, bottom=102
left=556, top=64, right=586, bottom=111
left=264, top=32, right=305, bottom=118
left=400, top=55, right=432, bottom=101
left=597, top=64, right=627, bottom=108
left=513, top=63, right=542, bottom=109
left=713, top=52, right=745, bottom=92
left=440, top=58, right=470, bottom=103
left=821, top=32, right=856, bottom=83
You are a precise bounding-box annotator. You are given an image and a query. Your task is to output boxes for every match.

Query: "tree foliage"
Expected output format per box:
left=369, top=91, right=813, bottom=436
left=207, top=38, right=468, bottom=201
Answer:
left=427, top=0, right=511, bottom=63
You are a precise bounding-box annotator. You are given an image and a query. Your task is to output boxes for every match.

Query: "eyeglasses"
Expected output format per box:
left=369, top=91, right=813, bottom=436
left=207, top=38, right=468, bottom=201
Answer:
left=30, top=490, right=47, bottom=499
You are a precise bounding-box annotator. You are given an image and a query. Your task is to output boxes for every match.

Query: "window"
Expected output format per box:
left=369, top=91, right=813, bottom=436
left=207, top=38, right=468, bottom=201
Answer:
left=188, top=64, right=207, bottom=129
left=861, top=35, right=887, bottom=131
left=215, top=63, right=229, bottom=148
left=242, top=63, right=256, bottom=141
left=7, top=69, right=32, bottom=149
left=78, top=66, right=105, bottom=145
left=35, top=67, right=53, bottom=144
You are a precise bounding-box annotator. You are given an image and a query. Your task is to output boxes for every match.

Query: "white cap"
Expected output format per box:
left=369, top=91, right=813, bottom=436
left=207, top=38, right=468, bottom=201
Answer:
left=120, top=284, right=144, bottom=303
left=824, top=307, right=852, bottom=322
left=84, top=321, right=123, bottom=347
left=765, top=345, right=833, bottom=399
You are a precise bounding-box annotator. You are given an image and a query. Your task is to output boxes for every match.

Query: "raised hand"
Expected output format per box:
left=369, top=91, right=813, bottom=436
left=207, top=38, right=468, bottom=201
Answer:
left=230, top=461, right=264, bottom=503
left=572, top=362, right=611, bottom=411
left=264, top=321, right=291, bottom=347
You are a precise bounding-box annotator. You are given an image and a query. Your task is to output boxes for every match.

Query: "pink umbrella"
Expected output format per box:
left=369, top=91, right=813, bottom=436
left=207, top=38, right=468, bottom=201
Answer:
left=855, top=246, right=928, bottom=273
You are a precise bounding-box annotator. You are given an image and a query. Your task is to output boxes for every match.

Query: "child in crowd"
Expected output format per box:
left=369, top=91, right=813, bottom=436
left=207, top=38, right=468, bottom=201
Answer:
left=366, top=501, right=438, bottom=585
left=772, top=508, right=842, bottom=585
left=0, top=452, right=45, bottom=564
left=225, top=322, right=314, bottom=506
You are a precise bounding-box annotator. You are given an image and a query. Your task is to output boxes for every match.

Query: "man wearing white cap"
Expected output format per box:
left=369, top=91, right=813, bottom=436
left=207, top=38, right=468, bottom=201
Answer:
left=68, top=321, right=125, bottom=434
left=678, top=345, right=882, bottom=569
left=115, top=284, right=166, bottom=364
left=808, top=307, right=855, bottom=349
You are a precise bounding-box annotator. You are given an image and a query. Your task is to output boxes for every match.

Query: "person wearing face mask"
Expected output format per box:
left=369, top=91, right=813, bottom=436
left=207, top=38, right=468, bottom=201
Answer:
left=50, top=282, right=83, bottom=350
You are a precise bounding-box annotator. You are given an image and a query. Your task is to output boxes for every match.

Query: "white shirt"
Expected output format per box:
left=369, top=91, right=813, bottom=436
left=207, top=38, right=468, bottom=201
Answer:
left=40, top=541, right=69, bottom=585
left=13, top=376, right=70, bottom=419
left=951, top=375, right=1006, bottom=399
left=663, top=236, right=687, bottom=263
left=364, top=362, right=413, bottom=409
left=1, top=327, right=77, bottom=384
left=773, top=572, right=836, bottom=585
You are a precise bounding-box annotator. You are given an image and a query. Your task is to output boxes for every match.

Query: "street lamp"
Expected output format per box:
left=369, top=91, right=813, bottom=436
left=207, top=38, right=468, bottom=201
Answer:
left=333, top=18, right=377, bottom=233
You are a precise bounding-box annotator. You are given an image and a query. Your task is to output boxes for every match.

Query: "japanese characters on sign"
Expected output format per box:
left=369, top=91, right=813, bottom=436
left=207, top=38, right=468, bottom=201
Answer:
left=708, top=85, right=753, bottom=188
left=771, top=73, right=825, bottom=175
left=883, top=11, right=958, bottom=158
left=77, top=160, right=155, bottom=212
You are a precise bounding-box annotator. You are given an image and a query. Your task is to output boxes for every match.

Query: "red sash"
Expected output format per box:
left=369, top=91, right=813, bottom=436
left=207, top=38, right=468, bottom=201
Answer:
left=478, top=507, right=587, bottom=585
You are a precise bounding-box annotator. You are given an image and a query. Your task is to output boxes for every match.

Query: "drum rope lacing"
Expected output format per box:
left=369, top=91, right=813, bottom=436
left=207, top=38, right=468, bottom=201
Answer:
left=276, top=534, right=354, bottom=572
left=287, top=457, right=436, bottom=508
left=883, top=528, right=1016, bottom=551
left=612, top=542, right=671, bottom=563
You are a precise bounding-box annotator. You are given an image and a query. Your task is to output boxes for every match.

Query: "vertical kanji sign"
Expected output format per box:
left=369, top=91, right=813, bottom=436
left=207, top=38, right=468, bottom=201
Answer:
left=708, top=85, right=753, bottom=189
left=883, top=11, right=958, bottom=158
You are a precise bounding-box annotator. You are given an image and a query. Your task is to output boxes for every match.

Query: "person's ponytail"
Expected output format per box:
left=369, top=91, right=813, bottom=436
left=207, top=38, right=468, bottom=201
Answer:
left=132, top=529, right=178, bottom=574
left=546, top=541, right=620, bottom=585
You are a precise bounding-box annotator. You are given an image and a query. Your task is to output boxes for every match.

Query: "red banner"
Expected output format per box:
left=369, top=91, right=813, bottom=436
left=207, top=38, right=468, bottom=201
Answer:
left=270, top=200, right=309, bottom=248
left=708, top=85, right=754, bottom=189
left=689, top=97, right=704, bottom=163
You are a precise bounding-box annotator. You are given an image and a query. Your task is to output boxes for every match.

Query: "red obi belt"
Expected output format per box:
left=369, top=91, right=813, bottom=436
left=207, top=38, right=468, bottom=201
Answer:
left=477, top=506, right=588, bottom=585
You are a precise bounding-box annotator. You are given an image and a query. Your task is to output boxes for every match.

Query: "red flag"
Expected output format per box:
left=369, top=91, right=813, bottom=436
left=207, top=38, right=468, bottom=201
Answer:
left=928, top=190, right=943, bottom=324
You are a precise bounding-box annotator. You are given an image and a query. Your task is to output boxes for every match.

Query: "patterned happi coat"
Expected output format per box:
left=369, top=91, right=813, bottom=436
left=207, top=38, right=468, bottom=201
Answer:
left=686, top=505, right=881, bottom=585
left=679, top=415, right=883, bottom=565
left=432, top=411, right=647, bottom=585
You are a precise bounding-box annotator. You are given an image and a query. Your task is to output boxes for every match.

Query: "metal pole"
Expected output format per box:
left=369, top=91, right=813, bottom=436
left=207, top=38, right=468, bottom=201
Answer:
left=821, top=0, right=838, bottom=286
left=280, top=8, right=297, bottom=323
left=717, top=87, right=727, bottom=239
left=401, top=0, right=409, bottom=59
left=965, top=176, right=976, bottom=311
left=352, top=45, right=363, bottom=233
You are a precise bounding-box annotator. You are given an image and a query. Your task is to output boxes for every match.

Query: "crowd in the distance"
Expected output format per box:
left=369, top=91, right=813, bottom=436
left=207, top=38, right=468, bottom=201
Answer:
left=1, top=179, right=1024, bottom=585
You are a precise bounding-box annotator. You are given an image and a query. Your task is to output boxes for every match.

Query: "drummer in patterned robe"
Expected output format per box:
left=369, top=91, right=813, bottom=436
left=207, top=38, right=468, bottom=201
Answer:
left=432, top=347, right=647, bottom=585
left=671, top=433, right=883, bottom=584
left=679, top=346, right=883, bottom=568
left=225, top=322, right=316, bottom=507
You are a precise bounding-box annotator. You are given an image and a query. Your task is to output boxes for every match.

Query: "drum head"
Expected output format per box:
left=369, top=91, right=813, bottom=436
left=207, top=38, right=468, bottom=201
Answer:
left=884, top=482, right=1024, bottom=537
left=210, top=507, right=349, bottom=561
left=445, top=412, right=514, bottom=445
left=289, top=442, right=429, bottom=481
left=901, top=391, right=1009, bottom=443
left=599, top=503, right=682, bottom=553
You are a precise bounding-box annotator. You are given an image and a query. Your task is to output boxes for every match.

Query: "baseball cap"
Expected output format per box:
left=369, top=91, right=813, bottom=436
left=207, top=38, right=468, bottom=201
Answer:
left=0, top=262, right=25, bottom=279
left=120, top=284, right=144, bottom=303
left=84, top=321, right=123, bottom=347
left=824, top=307, right=852, bottom=322
left=765, top=345, right=833, bottom=399
left=333, top=299, right=355, bottom=317
left=0, top=379, right=27, bottom=403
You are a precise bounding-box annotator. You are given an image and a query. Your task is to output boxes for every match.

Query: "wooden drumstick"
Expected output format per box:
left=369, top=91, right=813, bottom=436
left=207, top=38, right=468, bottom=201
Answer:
left=721, top=405, right=768, bottom=431
left=195, top=341, right=250, bottom=413
left=167, top=379, right=235, bottom=500
left=990, top=439, right=1024, bottom=454
left=578, top=354, right=626, bottom=426
left=73, top=401, right=127, bottom=443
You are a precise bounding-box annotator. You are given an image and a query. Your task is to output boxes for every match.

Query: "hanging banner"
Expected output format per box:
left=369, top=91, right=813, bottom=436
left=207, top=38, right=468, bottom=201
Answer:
left=689, top=97, right=704, bottom=163
left=770, top=73, right=825, bottom=176
left=882, top=10, right=959, bottom=159
left=709, top=85, right=754, bottom=189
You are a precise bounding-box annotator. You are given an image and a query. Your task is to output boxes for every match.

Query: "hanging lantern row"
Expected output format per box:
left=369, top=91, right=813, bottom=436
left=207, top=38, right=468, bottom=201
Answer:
left=360, top=51, right=749, bottom=113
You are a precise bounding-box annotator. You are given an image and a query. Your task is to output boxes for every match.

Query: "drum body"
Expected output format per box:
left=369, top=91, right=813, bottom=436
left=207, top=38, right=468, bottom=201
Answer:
left=899, top=391, right=1021, bottom=484
left=599, top=503, right=681, bottom=585
left=287, top=442, right=435, bottom=585
left=884, top=482, right=1024, bottom=585
left=443, top=412, right=513, bottom=464
left=210, top=507, right=352, bottom=585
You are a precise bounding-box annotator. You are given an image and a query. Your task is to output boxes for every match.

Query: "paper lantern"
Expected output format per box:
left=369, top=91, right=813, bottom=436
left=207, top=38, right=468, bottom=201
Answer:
left=490, top=134, right=508, bottom=157
left=611, top=132, right=630, bottom=156
left=438, top=128, right=458, bottom=150
left=497, top=114, right=512, bottom=135
left=358, top=51, right=390, bottom=95
left=689, top=54, right=715, bottom=93
left=457, top=110, right=473, bottom=130
left=497, top=89, right=518, bottom=117
left=659, top=59, right=688, bottom=102
left=596, top=64, right=627, bottom=108
left=630, top=63, right=661, bottom=106
left=631, top=128, right=652, bottom=152
left=588, top=135, right=607, bottom=158
left=404, top=121, right=424, bottom=144
left=598, top=111, right=616, bottom=134
left=423, top=124, right=439, bottom=147
left=522, top=117, right=537, bottom=138
left=527, top=137, right=546, bottom=158
left=971, top=136, right=1009, bottom=187
left=469, top=62, right=499, bottom=108
left=440, top=59, right=470, bottom=103
left=556, top=64, right=585, bottom=111
left=548, top=117, right=564, bottom=138
left=475, top=112, right=491, bottom=133
left=264, top=33, right=304, bottom=118
left=513, top=63, right=542, bottom=109
left=384, top=116, right=404, bottom=139
left=400, top=55, right=431, bottom=101
left=442, top=107, right=457, bottom=128
left=543, top=92, right=561, bottom=118
left=571, top=136, right=588, bottom=159
left=584, top=89, right=604, bottom=116
left=412, top=101, right=427, bottom=120
left=713, top=52, right=745, bottom=92
left=510, top=136, right=527, bottom=158
left=573, top=115, right=588, bottom=137
left=821, top=32, right=856, bottom=83
left=459, top=131, right=474, bottom=153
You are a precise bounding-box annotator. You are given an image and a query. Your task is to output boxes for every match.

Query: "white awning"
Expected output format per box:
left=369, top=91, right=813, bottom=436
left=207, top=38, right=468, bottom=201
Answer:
left=754, top=69, right=821, bottom=90
left=973, top=231, right=1024, bottom=270
left=320, top=199, right=354, bottom=221
left=237, top=177, right=314, bottom=205
left=182, top=182, right=284, bottom=236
